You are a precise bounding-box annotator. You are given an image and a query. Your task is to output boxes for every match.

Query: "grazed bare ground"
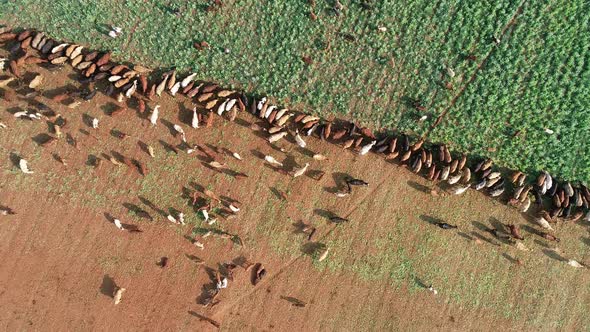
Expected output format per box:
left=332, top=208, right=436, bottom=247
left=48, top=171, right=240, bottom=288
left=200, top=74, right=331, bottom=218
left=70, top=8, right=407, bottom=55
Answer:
left=1, top=53, right=589, bottom=331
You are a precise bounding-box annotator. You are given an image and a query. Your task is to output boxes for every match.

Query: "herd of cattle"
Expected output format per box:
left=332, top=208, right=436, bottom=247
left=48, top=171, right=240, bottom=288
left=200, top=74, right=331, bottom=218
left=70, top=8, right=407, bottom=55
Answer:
left=2, top=27, right=590, bottom=312
left=2, top=27, right=590, bottom=234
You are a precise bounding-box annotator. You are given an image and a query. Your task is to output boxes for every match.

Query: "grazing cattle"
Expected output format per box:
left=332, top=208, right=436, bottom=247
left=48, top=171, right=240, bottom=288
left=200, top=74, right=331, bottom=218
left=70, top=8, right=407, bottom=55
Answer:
left=447, top=172, right=462, bottom=185
left=346, top=178, right=368, bottom=187
left=173, top=124, right=186, bottom=142
left=216, top=276, right=228, bottom=290
left=544, top=172, right=553, bottom=191
left=292, top=163, right=309, bottom=177
left=460, top=167, right=471, bottom=183
left=294, top=130, right=307, bottom=148
left=489, top=186, right=504, bottom=197
left=113, top=218, right=142, bottom=232
left=264, top=155, right=283, bottom=167
left=157, top=257, right=168, bottom=268
left=485, top=228, right=511, bottom=240
left=156, top=75, right=168, bottom=96
left=510, top=171, right=523, bottom=184
left=451, top=184, right=470, bottom=195
left=335, top=190, right=350, bottom=197
left=29, top=74, right=43, bottom=89
left=342, top=138, right=355, bottom=149
left=0, top=206, right=16, bottom=215
left=564, top=182, right=574, bottom=197
left=541, top=232, right=560, bottom=242
left=427, top=285, right=438, bottom=295
left=474, top=179, right=486, bottom=190
left=114, top=219, right=124, bottom=230
left=209, top=161, right=226, bottom=169
left=0, top=77, right=15, bottom=88
left=229, top=204, right=240, bottom=213
left=125, top=80, right=137, bottom=98
left=150, top=105, right=159, bottom=126
left=216, top=99, right=228, bottom=116
left=399, top=150, right=412, bottom=162
left=513, top=186, right=525, bottom=200
left=268, top=131, right=288, bottom=143
left=313, top=153, right=328, bottom=161
left=252, top=263, right=266, bottom=285
left=167, top=214, right=180, bottom=224
left=181, top=73, right=197, bottom=87
left=276, top=113, right=293, bottom=127
left=19, top=159, right=33, bottom=174
left=568, top=260, right=585, bottom=268
left=440, top=165, right=450, bottom=181
left=520, top=197, right=531, bottom=212
left=535, top=215, right=554, bottom=231
left=330, top=216, right=349, bottom=223
left=506, top=224, right=524, bottom=240
left=113, top=287, right=126, bottom=305
left=318, top=248, right=329, bottom=262
left=359, top=140, right=377, bottom=155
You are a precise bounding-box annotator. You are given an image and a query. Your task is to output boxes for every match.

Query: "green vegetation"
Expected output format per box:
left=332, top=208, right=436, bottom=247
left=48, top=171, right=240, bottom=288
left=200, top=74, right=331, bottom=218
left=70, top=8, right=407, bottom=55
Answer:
left=430, top=0, right=590, bottom=181
left=2, top=0, right=589, bottom=182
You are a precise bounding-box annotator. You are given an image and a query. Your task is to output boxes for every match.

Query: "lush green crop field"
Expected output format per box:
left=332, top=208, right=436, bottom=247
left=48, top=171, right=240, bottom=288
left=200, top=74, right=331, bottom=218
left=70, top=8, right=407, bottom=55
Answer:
left=1, top=0, right=588, bottom=182
left=430, top=0, right=590, bottom=181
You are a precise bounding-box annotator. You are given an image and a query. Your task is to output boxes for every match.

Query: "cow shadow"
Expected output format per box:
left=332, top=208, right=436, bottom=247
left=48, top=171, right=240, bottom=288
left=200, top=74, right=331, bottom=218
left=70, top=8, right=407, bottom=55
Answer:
left=196, top=267, right=219, bottom=306
left=158, top=139, right=180, bottom=154
left=412, top=276, right=428, bottom=289
left=31, top=133, right=55, bottom=146
left=542, top=249, right=567, bottom=262
left=419, top=215, right=445, bottom=226
left=100, top=102, right=120, bottom=116
left=301, top=242, right=326, bottom=256
left=324, top=172, right=351, bottom=194
left=185, top=254, right=204, bottom=265
left=456, top=231, right=474, bottom=241
left=489, top=217, right=506, bottom=232
left=100, top=275, right=117, bottom=298
left=292, top=220, right=309, bottom=235
left=270, top=187, right=287, bottom=201
left=313, top=208, right=334, bottom=220
left=138, top=195, right=167, bottom=217
left=122, top=202, right=154, bottom=221
left=407, top=180, right=430, bottom=194
left=187, top=311, right=220, bottom=328
left=470, top=231, right=499, bottom=246
left=160, top=119, right=179, bottom=138
left=501, top=253, right=519, bottom=264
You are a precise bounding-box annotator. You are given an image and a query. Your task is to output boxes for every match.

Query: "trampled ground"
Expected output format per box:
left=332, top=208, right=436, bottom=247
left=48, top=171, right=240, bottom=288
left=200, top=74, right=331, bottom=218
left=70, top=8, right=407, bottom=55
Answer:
left=1, top=0, right=589, bottom=183
left=1, top=56, right=590, bottom=331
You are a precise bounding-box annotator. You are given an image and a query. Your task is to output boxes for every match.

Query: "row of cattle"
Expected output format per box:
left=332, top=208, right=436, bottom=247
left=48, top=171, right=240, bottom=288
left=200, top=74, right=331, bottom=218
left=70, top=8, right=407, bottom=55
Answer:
left=1, top=28, right=589, bottom=229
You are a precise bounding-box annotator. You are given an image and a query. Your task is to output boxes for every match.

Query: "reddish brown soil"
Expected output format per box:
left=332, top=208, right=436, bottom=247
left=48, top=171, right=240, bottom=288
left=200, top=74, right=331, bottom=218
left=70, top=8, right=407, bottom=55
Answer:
left=0, top=190, right=518, bottom=331
left=0, top=46, right=587, bottom=332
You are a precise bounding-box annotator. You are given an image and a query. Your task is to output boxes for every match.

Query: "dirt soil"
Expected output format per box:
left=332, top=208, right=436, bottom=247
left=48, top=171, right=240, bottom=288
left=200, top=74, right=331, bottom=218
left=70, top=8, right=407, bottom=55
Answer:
left=0, top=47, right=589, bottom=332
